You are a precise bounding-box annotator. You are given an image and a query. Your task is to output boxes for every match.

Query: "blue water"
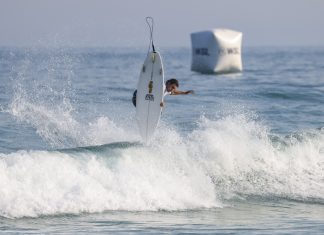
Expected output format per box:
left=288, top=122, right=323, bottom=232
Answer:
left=0, top=46, right=324, bottom=234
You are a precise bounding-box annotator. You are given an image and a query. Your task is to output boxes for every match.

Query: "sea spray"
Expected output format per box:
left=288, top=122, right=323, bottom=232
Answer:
left=8, top=48, right=137, bottom=148
left=186, top=115, right=324, bottom=201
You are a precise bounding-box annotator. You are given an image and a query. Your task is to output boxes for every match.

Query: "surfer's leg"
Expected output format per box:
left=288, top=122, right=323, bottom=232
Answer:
left=132, top=90, right=137, bottom=107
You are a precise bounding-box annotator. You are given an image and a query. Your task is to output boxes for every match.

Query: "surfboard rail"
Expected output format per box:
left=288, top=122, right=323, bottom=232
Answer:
left=136, top=51, right=164, bottom=143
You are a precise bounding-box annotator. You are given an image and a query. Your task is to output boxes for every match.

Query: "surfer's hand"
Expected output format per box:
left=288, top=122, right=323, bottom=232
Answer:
left=160, top=102, right=164, bottom=107
left=186, top=90, right=194, bottom=94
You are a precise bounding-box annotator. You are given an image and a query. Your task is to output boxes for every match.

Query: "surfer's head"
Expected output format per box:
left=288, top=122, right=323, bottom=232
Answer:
left=165, top=79, right=179, bottom=92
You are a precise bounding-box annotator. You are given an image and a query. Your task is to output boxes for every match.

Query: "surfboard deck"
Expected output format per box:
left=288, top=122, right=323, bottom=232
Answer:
left=136, top=51, right=164, bottom=143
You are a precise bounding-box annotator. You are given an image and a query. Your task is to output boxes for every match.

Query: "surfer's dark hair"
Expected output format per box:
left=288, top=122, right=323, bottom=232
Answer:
left=166, top=78, right=179, bottom=87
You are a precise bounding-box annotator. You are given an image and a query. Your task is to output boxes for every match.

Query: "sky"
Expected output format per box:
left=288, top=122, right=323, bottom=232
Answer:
left=0, top=0, right=323, bottom=48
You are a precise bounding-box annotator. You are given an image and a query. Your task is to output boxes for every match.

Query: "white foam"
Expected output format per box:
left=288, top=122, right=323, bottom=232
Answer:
left=0, top=114, right=323, bottom=218
left=186, top=115, right=324, bottom=201
left=0, top=145, right=219, bottom=218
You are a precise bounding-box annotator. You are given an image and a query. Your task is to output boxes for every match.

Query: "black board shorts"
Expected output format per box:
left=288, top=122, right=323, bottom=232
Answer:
left=132, top=90, right=137, bottom=107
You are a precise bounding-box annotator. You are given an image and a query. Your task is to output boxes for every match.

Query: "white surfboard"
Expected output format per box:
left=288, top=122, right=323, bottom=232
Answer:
left=136, top=51, right=164, bottom=143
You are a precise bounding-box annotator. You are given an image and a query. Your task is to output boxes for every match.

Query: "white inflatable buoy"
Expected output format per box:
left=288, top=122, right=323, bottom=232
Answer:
left=191, top=28, right=243, bottom=74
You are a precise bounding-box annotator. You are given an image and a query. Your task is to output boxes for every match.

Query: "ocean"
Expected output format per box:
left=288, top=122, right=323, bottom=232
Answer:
left=0, top=46, right=323, bottom=234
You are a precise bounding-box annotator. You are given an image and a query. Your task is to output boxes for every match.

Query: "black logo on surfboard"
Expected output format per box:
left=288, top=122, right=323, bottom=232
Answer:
left=145, top=94, right=154, bottom=101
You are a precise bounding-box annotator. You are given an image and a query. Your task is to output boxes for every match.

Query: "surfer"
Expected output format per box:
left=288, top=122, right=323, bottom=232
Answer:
left=160, top=78, right=194, bottom=107
left=132, top=78, right=194, bottom=107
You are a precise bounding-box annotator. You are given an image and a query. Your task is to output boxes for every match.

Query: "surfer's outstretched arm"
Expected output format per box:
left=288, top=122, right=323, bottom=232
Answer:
left=171, top=90, right=194, bottom=95
left=160, top=90, right=194, bottom=107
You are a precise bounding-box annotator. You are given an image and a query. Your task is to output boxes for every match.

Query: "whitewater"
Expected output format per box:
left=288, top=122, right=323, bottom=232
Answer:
left=0, top=46, right=323, bottom=233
